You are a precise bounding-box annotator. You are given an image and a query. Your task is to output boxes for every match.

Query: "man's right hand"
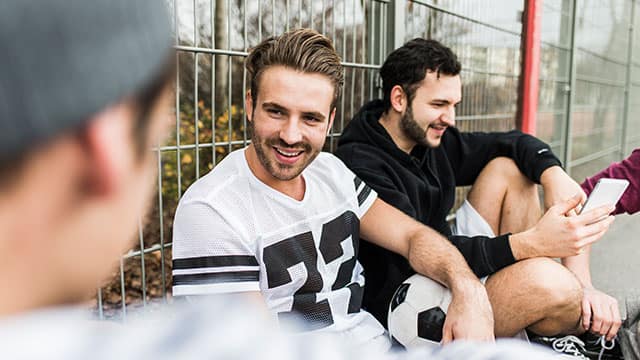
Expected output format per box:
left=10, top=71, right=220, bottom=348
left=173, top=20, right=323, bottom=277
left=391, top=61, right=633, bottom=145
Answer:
left=442, top=279, right=495, bottom=344
left=510, top=194, right=615, bottom=259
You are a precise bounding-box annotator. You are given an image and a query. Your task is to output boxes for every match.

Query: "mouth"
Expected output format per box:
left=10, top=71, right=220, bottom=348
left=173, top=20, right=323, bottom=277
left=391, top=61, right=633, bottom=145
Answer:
left=273, top=146, right=304, bottom=165
left=428, top=124, right=448, bottom=135
left=274, top=147, right=303, bottom=157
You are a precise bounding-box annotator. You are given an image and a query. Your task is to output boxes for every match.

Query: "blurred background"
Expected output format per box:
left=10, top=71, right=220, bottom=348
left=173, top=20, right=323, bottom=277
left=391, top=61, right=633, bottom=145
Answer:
left=95, top=0, right=640, bottom=319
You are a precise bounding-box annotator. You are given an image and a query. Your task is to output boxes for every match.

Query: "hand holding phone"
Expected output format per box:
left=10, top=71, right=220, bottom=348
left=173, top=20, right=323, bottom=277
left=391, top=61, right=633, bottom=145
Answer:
left=579, top=178, right=629, bottom=215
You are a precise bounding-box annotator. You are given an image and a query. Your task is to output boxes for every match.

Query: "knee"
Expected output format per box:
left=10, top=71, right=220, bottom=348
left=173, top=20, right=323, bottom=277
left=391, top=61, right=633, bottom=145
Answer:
left=484, top=157, right=530, bottom=184
left=519, top=258, right=582, bottom=309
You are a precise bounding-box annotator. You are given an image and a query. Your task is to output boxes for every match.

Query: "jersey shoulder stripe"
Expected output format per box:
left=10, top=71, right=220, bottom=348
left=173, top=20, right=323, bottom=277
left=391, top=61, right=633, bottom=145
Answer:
left=173, top=270, right=259, bottom=286
left=173, top=255, right=259, bottom=270
left=357, top=184, right=372, bottom=206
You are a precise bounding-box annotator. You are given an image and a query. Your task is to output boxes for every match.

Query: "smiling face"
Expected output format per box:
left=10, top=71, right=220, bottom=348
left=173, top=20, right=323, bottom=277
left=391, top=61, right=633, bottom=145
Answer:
left=401, top=71, right=461, bottom=148
left=245, top=66, right=335, bottom=188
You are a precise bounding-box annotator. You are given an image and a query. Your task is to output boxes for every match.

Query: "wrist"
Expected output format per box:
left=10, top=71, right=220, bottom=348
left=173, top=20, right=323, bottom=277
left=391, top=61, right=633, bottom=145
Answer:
left=509, top=230, right=538, bottom=260
left=582, top=283, right=595, bottom=290
left=449, top=275, right=485, bottom=296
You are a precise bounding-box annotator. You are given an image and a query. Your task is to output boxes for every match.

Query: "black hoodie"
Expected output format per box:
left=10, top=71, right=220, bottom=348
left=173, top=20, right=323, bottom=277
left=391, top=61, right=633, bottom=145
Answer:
left=335, top=99, right=562, bottom=327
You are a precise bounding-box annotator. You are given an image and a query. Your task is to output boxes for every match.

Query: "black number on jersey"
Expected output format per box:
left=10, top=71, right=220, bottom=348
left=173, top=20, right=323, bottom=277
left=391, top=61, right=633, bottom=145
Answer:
left=262, top=211, right=363, bottom=330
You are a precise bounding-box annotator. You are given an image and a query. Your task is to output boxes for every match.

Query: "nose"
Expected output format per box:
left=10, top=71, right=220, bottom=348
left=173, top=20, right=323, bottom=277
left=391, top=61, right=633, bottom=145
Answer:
left=279, top=117, right=304, bottom=145
left=442, top=106, right=456, bottom=127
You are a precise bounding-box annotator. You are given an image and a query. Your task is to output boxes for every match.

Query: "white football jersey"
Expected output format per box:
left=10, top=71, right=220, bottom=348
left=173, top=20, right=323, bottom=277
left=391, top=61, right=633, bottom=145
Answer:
left=172, top=148, right=386, bottom=346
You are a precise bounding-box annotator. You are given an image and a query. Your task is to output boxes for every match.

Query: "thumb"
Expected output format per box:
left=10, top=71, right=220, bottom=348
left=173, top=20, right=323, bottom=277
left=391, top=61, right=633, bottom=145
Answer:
left=441, top=324, right=453, bottom=345
left=553, top=193, right=582, bottom=215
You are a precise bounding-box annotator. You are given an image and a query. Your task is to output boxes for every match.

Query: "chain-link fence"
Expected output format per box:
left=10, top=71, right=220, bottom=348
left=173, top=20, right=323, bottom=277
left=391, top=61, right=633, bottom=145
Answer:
left=94, top=0, right=640, bottom=320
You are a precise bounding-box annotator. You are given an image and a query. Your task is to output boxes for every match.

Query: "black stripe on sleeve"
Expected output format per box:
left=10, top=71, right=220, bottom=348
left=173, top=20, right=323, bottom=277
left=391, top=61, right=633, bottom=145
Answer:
left=172, top=271, right=259, bottom=286
left=173, top=255, right=258, bottom=270
left=353, top=176, right=363, bottom=191
left=357, top=184, right=372, bottom=206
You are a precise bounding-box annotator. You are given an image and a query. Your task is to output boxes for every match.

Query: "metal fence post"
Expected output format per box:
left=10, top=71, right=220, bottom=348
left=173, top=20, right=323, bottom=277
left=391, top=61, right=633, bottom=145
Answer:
left=520, top=0, right=543, bottom=135
left=387, top=0, right=406, bottom=54
left=562, top=0, right=578, bottom=175
left=621, top=0, right=636, bottom=158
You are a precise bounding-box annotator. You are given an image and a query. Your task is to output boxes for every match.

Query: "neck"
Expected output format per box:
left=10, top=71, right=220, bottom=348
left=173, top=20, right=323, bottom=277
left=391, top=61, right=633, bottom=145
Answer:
left=0, top=171, right=78, bottom=317
left=245, top=146, right=306, bottom=201
left=0, top=206, right=51, bottom=317
left=378, top=110, right=416, bottom=154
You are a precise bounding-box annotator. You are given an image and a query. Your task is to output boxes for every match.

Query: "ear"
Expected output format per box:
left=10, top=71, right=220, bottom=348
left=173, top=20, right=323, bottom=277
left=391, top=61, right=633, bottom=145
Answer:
left=389, top=85, right=407, bottom=113
left=245, top=90, right=254, bottom=122
left=79, top=103, right=133, bottom=196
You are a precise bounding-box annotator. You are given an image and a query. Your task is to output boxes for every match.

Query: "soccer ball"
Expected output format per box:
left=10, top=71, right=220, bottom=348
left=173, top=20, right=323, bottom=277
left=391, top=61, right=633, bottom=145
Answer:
left=387, top=274, right=451, bottom=349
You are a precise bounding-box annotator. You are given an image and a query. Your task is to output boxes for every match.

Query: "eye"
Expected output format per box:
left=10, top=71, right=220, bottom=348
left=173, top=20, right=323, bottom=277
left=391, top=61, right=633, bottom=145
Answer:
left=266, top=108, right=284, bottom=117
left=303, top=115, right=320, bottom=123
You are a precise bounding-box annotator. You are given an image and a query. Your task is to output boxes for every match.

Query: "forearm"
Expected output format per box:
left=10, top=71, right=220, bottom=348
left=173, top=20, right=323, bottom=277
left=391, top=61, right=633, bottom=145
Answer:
left=539, top=165, right=565, bottom=189
left=407, top=227, right=483, bottom=293
left=562, top=250, right=593, bottom=287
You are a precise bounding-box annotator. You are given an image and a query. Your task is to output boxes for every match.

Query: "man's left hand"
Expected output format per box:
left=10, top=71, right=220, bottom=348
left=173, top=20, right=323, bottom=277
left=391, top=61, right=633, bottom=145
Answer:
left=581, top=286, right=621, bottom=341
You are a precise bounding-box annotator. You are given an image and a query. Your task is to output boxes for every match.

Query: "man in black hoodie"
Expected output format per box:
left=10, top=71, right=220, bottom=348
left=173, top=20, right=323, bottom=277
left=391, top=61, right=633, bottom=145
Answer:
left=336, top=39, right=620, bottom=344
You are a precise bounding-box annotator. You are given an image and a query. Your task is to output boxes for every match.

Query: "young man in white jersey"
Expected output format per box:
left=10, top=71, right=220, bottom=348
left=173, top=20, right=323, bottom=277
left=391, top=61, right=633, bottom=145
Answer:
left=171, top=28, right=500, bottom=350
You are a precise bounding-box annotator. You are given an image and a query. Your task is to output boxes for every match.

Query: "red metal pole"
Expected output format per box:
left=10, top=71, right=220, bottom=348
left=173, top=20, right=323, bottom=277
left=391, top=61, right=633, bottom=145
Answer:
left=521, top=0, right=542, bottom=135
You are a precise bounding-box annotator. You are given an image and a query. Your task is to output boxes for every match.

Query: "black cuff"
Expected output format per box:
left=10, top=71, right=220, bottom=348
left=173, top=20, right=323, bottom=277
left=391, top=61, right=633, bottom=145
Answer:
left=486, top=233, right=516, bottom=273
left=533, top=157, right=563, bottom=183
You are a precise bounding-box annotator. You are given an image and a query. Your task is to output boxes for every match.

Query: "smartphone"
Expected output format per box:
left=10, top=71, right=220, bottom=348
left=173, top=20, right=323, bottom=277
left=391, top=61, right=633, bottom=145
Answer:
left=579, top=178, right=629, bottom=215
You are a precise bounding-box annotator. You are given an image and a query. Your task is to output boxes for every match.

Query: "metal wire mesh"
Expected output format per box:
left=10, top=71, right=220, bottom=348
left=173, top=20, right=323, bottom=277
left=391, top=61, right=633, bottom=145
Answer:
left=538, top=0, right=639, bottom=181
left=94, top=0, right=640, bottom=320
left=94, top=0, right=388, bottom=320
left=405, top=0, right=525, bottom=209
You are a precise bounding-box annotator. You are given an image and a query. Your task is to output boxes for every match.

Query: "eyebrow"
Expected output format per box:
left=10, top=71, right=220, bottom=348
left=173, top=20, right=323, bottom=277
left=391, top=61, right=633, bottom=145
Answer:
left=262, top=102, right=327, bottom=121
left=431, top=98, right=461, bottom=105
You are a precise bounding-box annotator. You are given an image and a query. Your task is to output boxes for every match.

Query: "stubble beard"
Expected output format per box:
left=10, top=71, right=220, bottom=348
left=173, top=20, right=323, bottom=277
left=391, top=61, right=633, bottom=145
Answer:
left=251, top=130, right=317, bottom=181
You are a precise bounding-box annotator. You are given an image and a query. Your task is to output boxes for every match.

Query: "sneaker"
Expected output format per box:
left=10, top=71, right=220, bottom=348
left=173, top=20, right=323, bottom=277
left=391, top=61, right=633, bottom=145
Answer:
left=530, top=334, right=589, bottom=359
left=579, top=332, right=623, bottom=360
left=529, top=333, right=624, bottom=360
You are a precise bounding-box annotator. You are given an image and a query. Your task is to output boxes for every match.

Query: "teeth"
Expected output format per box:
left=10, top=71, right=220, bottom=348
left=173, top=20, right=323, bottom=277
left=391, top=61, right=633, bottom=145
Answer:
left=275, top=148, right=302, bottom=157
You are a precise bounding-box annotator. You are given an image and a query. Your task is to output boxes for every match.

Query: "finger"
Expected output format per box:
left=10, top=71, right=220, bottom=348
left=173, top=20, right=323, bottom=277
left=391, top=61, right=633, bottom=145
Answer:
left=441, top=323, right=453, bottom=345
left=600, top=310, right=614, bottom=339
left=579, top=191, right=588, bottom=204
left=575, top=232, right=606, bottom=252
left=553, top=193, right=583, bottom=215
left=575, top=217, right=615, bottom=247
left=578, top=204, right=616, bottom=225
left=576, top=216, right=615, bottom=237
left=591, top=303, right=605, bottom=335
left=607, top=302, right=622, bottom=341
left=582, top=297, right=592, bottom=331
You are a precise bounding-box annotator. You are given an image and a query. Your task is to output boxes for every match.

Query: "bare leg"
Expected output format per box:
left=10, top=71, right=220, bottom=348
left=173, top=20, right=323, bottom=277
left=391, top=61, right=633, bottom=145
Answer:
left=466, top=157, right=542, bottom=235
left=485, top=257, right=584, bottom=337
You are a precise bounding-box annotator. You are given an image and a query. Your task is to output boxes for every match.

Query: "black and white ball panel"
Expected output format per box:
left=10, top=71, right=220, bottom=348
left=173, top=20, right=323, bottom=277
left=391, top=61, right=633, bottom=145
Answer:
left=387, top=274, right=452, bottom=349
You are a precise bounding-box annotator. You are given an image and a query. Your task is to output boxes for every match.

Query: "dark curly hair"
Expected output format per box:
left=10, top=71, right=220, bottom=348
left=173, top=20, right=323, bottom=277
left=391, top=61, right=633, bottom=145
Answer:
left=380, top=38, right=461, bottom=112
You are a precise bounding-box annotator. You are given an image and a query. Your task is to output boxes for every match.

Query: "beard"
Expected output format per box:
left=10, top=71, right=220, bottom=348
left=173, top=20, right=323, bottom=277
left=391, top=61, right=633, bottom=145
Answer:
left=399, top=104, right=430, bottom=148
left=251, top=127, right=316, bottom=181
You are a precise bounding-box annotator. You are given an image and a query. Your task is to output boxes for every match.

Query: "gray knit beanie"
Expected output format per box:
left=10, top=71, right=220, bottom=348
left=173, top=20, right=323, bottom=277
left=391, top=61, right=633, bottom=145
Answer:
left=0, top=0, right=173, bottom=158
